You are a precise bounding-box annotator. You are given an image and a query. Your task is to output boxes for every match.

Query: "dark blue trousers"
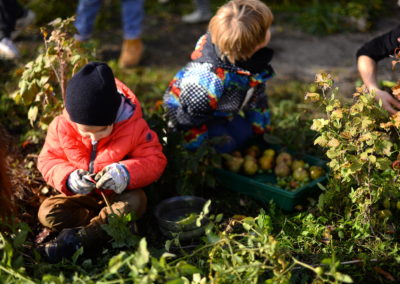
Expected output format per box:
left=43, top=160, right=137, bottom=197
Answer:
left=207, top=116, right=253, bottom=153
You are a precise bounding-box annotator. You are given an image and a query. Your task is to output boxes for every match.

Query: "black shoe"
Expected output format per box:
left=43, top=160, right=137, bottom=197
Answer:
left=40, top=228, right=82, bottom=263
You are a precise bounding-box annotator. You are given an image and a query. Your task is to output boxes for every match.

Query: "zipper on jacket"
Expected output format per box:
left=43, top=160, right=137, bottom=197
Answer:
left=240, top=87, right=255, bottom=111
left=89, top=140, right=98, bottom=174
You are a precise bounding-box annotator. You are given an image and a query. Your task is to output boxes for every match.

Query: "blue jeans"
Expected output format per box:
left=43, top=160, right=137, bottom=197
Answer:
left=75, top=0, right=144, bottom=41
left=207, top=116, right=253, bottom=153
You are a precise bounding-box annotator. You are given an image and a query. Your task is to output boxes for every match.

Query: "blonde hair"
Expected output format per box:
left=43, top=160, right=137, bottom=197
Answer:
left=208, top=0, right=273, bottom=63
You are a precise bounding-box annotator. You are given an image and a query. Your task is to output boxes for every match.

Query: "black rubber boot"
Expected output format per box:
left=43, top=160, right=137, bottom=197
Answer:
left=40, top=228, right=82, bottom=263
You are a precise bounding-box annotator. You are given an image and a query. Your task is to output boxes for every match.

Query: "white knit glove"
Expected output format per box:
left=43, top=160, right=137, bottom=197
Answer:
left=94, top=163, right=129, bottom=194
left=67, top=169, right=96, bottom=195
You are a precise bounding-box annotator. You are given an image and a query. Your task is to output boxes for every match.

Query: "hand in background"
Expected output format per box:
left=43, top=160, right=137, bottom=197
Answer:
left=374, top=89, right=400, bottom=115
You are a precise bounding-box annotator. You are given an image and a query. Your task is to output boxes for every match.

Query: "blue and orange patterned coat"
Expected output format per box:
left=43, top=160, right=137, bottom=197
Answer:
left=163, top=33, right=275, bottom=149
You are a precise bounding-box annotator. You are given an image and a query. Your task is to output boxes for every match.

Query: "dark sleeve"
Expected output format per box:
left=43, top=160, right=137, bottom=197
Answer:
left=356, top=25, right=400, bottom=61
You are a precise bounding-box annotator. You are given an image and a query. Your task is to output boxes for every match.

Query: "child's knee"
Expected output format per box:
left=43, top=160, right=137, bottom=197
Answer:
left=116, top=189, right=147, bottom=218
left=37, top=197, right=62, bottom=229
left=37, top=195, right=95, bottom=231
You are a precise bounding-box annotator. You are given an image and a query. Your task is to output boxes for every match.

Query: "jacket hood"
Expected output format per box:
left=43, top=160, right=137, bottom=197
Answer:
left=191, top=32, right=274, bottom=75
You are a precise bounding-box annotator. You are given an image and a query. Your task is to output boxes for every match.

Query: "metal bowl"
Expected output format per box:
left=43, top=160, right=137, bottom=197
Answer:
left=154, top=196, right=209, bottom=239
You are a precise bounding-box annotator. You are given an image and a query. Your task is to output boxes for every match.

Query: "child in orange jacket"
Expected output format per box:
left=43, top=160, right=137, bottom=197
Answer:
left=37, top=62, right=167, bottom=262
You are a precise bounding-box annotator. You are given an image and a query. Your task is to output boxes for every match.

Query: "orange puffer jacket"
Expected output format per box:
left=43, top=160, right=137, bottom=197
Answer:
left=38, top=79, right=167, bottom=196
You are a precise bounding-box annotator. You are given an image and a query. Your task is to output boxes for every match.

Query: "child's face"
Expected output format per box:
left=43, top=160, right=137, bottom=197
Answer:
left=76, top=124, right=113, bottom=142
left=253, top=28, right=271, bottom=55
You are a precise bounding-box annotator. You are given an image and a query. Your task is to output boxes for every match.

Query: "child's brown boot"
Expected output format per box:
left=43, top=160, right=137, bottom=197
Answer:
left=118, top=38, right=143, bottom=68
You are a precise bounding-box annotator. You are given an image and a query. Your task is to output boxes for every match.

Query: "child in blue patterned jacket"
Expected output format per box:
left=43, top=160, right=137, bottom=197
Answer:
left=164, top=0, right=274, bottom=153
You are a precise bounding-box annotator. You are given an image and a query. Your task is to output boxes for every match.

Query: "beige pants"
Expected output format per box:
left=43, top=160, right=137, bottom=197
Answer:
left=37, top=189, right=147, bottom=244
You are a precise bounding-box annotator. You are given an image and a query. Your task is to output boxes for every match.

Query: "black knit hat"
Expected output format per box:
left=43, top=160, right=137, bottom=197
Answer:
left=66, top=62, right=121, bottom=126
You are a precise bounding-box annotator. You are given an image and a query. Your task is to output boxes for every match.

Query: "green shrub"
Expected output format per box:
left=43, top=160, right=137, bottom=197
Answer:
left=306, top=73, right=400, bottom=235
left=11, top=17, right=93, bottom=143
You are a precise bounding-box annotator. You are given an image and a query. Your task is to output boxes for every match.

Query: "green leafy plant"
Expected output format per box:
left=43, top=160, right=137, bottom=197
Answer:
left=305, top=73, right=400, bottom=234
left=168, top=208, right=353, bottom=283
left=145, top=109, right=222, bottom=197
left=206, top=212, right=292, bottom=283
left=293, top=255, right=353, bottom=284
left=0, top=222, right=34, bottom=284
left=0, top=208, right=355, bottom=283
left=101, top=213, right=140, bottom=249
left=11, top=17, right=93, bottom=142
left=268, top=99, right=317, bottom=154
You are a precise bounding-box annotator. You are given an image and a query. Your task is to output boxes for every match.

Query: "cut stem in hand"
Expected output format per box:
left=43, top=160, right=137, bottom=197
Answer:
left=85, top=173, right=115, bottom=214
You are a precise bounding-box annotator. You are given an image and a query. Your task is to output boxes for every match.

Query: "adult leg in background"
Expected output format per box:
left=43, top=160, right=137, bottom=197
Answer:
left=74, top=0, right=102, bottom=41
left=118, top=0, right=144, bottom=68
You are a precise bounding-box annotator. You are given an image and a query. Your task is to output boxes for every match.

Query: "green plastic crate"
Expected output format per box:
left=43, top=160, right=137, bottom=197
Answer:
left=215, top=153, right=328, bottom=211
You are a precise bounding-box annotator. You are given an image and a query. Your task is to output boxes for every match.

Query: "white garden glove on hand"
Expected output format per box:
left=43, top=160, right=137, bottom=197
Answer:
left=67, top=169, right=96, bottom=195
left=95, top=163, right=129, bottom=194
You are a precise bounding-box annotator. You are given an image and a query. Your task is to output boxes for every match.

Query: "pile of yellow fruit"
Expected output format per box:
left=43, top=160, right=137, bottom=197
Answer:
left=221, top=145, right=326, bottom=190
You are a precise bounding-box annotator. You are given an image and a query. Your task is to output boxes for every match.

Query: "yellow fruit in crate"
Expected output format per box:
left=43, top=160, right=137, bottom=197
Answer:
left=262, top=149, right=275, bottom=158
left=244, top=159, right=258, bottom=175
left=221, top=154, right=244, bottom=173
left=309, top=166, right=325, bottom=180
left=276, top=152, right=293, bottom=166
left=228, top=157, right=244, bottom=173
left=274, top=163, right=290, bottom=177
left=259, top=155, right=274, bottom=171
left=246, top=145, right=260, bottom=158
left=244, top=154, right=256, bottom=162
left=231, top=151, right=242, bottom=158
left=291, top=160, right=305, bottom=171
left=293, top=168, right=310, bottom=182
